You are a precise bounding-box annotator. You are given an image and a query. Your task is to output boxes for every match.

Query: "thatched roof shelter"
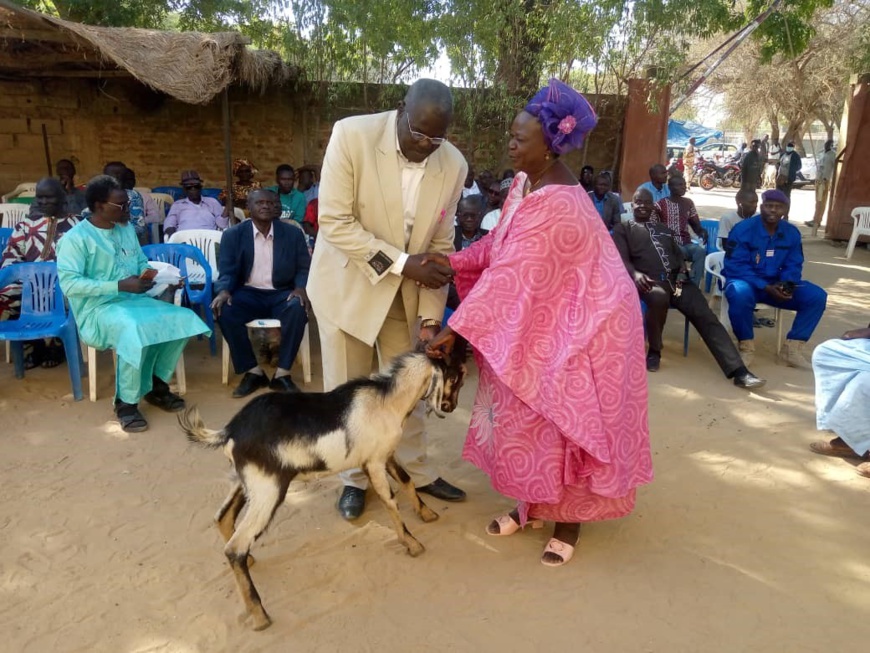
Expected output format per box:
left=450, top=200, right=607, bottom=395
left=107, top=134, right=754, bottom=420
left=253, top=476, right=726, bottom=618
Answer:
left=0, top=0, right=298, bottom=105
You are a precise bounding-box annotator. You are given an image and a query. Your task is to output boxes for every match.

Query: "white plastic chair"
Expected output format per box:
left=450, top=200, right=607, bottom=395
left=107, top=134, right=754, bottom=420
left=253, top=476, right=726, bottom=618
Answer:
left=233, top=207, right=246, bottom=223
left=1, top=183, right=37, bottom=203
left=167, top=229, right=221, bottom=284
left=0, top=203, right=30, bottom=229
left=705, top=251, right=786, bottom=351
left=144, top=192, right=174, bottom=243
left=222, top=319, right=311, bottom=386
left=845, top=207, right=870, bottom=260
left=85, top=289, right=187, bottom=402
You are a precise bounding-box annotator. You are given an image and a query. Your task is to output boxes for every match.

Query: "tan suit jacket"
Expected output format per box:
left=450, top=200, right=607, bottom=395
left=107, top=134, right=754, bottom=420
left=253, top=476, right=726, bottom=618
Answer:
left=308, top=110, right=467, bottom=346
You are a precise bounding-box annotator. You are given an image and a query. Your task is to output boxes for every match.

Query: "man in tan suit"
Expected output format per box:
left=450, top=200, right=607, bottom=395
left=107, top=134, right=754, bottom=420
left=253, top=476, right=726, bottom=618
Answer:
left=308, top=79, right=468, bottom=520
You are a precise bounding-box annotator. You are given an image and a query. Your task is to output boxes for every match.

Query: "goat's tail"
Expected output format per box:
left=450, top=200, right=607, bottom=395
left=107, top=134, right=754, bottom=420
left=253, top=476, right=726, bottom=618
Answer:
left=178, top=406, right=229, bottom=449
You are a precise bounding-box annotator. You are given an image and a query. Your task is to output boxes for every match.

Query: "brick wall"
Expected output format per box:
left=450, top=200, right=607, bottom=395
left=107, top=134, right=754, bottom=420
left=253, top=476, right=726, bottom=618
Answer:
left=0, top=78, right=626, bottom=196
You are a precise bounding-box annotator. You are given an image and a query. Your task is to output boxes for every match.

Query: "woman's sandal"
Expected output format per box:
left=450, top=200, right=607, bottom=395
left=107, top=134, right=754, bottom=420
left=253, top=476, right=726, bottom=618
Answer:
left=115, top=402, right=148, bottom=433
left=541, top=538, right=575, bottom=567
left=486, top=514, right=543, bottom=536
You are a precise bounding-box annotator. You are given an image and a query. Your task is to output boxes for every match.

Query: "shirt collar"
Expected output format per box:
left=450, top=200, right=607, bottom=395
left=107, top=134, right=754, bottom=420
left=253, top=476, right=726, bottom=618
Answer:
left=253, top=223, right=274, bottom=240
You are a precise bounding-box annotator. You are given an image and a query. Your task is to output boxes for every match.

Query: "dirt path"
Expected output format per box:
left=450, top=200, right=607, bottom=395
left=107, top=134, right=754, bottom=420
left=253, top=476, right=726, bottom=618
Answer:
left=1, top=236, right=868, bottom=652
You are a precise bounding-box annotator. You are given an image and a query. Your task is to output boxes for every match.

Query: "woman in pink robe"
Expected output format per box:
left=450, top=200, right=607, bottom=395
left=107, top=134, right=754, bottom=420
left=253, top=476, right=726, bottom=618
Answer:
left=428, top=80, right=652, bottom=566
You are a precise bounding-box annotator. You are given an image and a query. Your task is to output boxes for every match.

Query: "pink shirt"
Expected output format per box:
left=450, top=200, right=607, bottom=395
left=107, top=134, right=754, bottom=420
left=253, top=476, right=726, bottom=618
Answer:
left=246, top=224, right=275, bottom=290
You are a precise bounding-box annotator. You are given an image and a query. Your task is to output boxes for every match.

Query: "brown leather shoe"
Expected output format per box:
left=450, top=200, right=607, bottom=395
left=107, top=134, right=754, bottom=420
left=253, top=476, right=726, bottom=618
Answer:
left=809, top=438, right=867, bottom=460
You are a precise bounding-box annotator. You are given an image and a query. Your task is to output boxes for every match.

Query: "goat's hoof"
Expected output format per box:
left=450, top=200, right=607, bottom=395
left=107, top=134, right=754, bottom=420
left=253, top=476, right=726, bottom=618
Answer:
left=420, top=507, right=439, bottom=523
left=405, top=541, right=425, bottom=557
left=250, top=612, right=272, bottom=631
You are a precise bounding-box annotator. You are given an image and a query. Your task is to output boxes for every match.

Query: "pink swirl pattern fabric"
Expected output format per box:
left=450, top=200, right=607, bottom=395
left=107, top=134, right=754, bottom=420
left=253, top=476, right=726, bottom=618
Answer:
left=449, top=173, right=653, bottom=524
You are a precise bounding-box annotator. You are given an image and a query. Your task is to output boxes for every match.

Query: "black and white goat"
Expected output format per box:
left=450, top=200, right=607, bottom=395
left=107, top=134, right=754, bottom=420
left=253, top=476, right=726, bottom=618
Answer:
left=179, top=347, right=467, bottom=631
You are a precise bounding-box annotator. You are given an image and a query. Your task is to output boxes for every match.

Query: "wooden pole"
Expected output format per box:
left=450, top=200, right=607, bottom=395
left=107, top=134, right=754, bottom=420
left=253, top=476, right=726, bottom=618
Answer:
left=41, top=123, right=52, bottom=176
left=222, top=87, right=236, bottom=223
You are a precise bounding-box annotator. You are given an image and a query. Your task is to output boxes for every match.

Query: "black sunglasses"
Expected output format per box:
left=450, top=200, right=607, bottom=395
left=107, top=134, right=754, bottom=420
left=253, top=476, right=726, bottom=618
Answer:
left=183, top=184, right=203, bottom=190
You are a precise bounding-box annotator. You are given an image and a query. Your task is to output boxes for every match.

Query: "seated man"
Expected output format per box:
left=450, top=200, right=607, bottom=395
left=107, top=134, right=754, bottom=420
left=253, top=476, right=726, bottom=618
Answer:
left=211, top=189, right=310, bottom=398
left=55, top=158, right=87, bottom=215
left=639, top=163, right=671, bottom=203
left=808, top=324, right=870, bottom=479
left=723, top=189, right=827, bottom=368
left=612, top=187, right=764, bottom=389
left=163, top=170, right=227, bottom=238
left=718, top=188, right=758, bottom=249
left=1, top=177, right=81, bottom=368
left=588, top=172, right=622, bottom=230
left=268, top=164, right=307, bottom=224
left=481, top=178, right=510, bottom=231
left=57, top=175, right=210, bottom=433
left=652, top=174, right=707, bottom=287
left=448, top=195, right=489, bottom=310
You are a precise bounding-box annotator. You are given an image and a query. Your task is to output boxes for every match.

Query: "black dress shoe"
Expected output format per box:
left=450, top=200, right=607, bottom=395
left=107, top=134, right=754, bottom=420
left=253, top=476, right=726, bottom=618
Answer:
left=734, top=370, right=766, bottom=389
left=646, top=352, right=661, bottom=372
left=233, top=372, right=269, bottom=398
left=338, top=486, right=366, bottom=521
left=416, top=477, right=466, bottom=502
left=270, top=375, right=300, bottom=393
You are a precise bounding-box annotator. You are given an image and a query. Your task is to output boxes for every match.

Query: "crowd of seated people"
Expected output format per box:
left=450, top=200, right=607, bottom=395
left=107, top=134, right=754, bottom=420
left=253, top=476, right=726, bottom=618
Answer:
left=0, top=150, right=835, bottom=436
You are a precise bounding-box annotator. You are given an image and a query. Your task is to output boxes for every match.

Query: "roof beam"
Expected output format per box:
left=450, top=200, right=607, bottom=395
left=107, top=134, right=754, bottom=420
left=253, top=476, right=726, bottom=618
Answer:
left=0, top=27, right=80, bottom=45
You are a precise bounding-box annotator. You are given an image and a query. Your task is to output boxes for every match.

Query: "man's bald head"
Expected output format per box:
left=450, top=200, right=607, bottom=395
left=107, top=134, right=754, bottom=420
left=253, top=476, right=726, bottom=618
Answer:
left=34, top=177, right=67, bottom=218
left=404, top=79, right=453, bottom=118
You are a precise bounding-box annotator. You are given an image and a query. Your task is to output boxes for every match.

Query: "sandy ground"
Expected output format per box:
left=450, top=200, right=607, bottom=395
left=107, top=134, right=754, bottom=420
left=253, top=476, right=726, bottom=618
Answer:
left=2, top=191, right=870, bottom=652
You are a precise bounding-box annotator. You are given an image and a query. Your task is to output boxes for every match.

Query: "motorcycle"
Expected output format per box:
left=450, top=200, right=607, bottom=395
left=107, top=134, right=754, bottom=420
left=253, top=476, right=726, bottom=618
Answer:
left=697, top=155, right=741, bottom=191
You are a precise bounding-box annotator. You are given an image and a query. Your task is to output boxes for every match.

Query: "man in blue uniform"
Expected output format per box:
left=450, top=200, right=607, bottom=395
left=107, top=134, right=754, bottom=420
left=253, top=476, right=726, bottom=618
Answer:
left=724, top=189, right=827, bottom=368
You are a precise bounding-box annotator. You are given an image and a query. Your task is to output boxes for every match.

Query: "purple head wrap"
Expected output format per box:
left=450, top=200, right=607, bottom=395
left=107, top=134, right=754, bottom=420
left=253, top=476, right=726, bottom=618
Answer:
left=524, top=79, right=598, bottom=155
left=762, top=189, right=790, bottom=205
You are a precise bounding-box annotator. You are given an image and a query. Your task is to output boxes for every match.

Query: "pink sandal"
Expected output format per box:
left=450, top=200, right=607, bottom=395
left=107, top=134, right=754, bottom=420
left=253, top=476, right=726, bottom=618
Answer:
left=486, top=514, right=543, bottom=536
left=541, top=538, right=575, bottom=567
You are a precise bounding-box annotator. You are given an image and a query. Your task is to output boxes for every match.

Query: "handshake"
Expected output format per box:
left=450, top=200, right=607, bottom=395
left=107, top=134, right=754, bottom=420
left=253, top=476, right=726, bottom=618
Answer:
left=403, top=253, right=455, bottom=289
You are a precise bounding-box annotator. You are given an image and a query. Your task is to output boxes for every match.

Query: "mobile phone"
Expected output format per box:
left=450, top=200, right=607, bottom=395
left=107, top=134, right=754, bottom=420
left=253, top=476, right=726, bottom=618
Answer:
left=140, top=268, right=158, bottom=281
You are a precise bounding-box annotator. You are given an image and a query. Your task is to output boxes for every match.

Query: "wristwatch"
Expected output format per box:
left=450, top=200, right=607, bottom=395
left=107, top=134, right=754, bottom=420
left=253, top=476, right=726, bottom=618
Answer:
left=420, top=319, right=442, bottom=330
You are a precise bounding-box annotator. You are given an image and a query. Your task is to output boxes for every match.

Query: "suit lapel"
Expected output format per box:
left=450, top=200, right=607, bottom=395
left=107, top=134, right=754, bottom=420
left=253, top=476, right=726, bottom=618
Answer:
left=375, top=111, right=405, bottom=247
left=407, top=150, right=444, bottom=254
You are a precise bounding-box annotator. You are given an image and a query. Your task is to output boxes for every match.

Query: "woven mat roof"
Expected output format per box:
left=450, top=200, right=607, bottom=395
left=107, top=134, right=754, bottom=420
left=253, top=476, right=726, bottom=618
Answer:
left=0, top=0, right=297, bottom=104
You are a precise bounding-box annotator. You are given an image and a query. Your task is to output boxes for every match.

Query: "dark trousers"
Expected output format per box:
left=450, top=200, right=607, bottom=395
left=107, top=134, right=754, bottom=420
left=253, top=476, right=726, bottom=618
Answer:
left=643, top=281, right=744, bottom=377
left=218, top=286, right=307, bottom=374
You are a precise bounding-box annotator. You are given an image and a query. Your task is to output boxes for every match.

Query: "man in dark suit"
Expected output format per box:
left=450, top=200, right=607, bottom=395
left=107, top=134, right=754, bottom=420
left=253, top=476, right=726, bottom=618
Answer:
left=448, top=195, right=488, bottom=309
left=211, top=189, right=310, bottom=397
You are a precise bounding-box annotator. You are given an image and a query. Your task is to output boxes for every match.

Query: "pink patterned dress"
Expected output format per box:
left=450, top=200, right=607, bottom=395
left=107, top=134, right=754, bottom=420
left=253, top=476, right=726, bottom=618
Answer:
left=449, top=174, right=653, bottom=524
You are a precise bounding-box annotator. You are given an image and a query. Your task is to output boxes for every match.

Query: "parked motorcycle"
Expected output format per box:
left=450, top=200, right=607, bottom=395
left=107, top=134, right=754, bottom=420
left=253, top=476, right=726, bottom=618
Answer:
left=697, top=155, right=741, bottom=191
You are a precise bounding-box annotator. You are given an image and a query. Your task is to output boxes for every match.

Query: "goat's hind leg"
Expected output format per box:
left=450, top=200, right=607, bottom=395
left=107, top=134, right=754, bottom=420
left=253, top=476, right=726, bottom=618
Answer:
left=215, top=480, right=257, bottom=567
left=386, top=456, right=438, bottom=523
left=224, top=468, right=290, bottom=631
left=364, top=463, right=425, bottom=557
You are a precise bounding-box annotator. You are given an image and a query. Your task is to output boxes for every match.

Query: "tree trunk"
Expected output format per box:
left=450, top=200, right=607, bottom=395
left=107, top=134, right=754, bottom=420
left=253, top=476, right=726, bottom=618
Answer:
left=495, top=0, right=544, bottom=98
left=768, top=113, right=780, bottom=143
left=783, top=115, right=807, bottom=155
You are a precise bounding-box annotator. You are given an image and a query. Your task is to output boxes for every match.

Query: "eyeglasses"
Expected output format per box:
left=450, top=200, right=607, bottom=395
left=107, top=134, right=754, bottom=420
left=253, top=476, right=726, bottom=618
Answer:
left=183, top=184, right=203, bottom=190
left=406, top=113, right=447, bottom=145
left=106, top=200, right=130, bottom=210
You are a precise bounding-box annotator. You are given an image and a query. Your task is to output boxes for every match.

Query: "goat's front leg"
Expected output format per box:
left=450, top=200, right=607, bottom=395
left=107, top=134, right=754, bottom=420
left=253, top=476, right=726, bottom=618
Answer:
left=364, top=462, right=425, bottom=557
left=386, top=456, right=438, bottom=523
left=223, top=469, right=289, bottom=630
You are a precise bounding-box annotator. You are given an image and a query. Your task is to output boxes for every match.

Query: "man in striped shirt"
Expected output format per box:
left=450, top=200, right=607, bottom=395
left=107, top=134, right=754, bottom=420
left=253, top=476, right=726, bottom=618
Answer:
left=652, top=174, right=707, bottom=287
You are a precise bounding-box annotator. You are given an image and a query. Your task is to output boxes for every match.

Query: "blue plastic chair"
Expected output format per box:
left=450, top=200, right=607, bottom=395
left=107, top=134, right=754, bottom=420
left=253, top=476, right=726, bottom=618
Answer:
left=142, top=243, right=216, bottom=355
left=201, top=188, right=223, bottom=200
left=0, top=262, right=84, bottom=400
left=0, top=227, right=12, bottom=252
left=698, top=219, right=721, bottom=292
left=640, top=299, right=690, bottom=357
left=152, top=186, right=184, bottom=202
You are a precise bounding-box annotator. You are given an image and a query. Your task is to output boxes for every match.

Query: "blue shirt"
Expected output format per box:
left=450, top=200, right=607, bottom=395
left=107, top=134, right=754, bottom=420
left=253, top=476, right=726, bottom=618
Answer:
left=723, top=215, right=803, bottom=290
left=639, top=181, right=670, bottom=203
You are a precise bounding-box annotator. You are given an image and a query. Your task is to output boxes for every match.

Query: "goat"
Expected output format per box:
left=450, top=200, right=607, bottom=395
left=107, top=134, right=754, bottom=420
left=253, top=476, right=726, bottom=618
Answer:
left=179, top=349, right=467, bottom=631
left=763, top=163, right=777, bottom=189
